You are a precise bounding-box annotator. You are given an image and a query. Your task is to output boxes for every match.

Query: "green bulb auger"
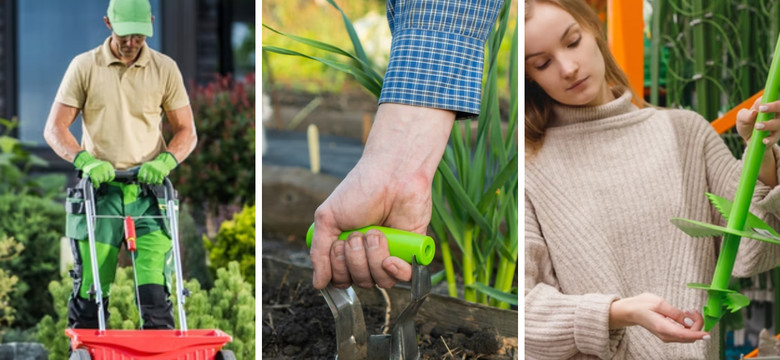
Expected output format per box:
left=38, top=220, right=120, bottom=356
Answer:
left=671, top=33, right=780, bottom=332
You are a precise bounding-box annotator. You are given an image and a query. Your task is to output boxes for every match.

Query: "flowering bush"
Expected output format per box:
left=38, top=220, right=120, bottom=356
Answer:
left=170, top=73, right=256, bottom=211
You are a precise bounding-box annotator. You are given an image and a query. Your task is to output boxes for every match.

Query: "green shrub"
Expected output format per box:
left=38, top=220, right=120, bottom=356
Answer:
left=203, top=205, right=255, bottom=289
left=35, top=272, right=70, bottom=359
left=0, top=235, right=24, bottom=340
left=0, top=194, right=64, bottom=329
left=37, top=263, right=254, bottom=359
left=169, top=73, right=255, bottom=211
left=178, top=203, right=211, bottom=288
left=0, top=117, right=66, bottom=200
left=182, top=262, right=255, bottom=358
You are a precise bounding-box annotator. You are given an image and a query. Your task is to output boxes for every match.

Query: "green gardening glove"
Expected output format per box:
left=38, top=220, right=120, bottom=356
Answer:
left=138, top=152, right=178, bottom=185
left=73, top=151, right=115, bottom=188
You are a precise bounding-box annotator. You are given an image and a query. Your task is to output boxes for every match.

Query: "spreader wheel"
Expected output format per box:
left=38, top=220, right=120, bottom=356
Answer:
left=69, top=349, right=92, bottom=360
left=215, top=349, right=236, bottom=360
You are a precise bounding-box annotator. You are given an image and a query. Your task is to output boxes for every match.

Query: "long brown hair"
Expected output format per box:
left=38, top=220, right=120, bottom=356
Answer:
left=525, top=0, right=647, bottom=155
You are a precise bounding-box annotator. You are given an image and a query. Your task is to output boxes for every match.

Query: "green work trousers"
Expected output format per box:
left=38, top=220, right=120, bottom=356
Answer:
left=65, top=179, right=175, bottom=329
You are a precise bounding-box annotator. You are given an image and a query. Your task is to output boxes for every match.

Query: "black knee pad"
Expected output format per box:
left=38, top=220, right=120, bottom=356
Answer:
left=138, top=284, right=174, bottom=329
left=67, top=296, right=110, bottom=329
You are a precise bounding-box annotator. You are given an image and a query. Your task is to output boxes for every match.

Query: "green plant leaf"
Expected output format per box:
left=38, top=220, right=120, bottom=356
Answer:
left=503, top=191, right=518, bottom=255
left=0, top=118, right=15, bottom=130
left=0, top=136, right=17, bottom=154
left=476, top=153, right=518, bottom=212
left=26, top=154, right=49, bottom=168
left=324, top=0, right=371, bottom=70
left=507, top=25, right=518, bottom=150
left=464, top=122, right=486, bottom=201
left=432, top=192, right=464, bottom=247
left=262, top=46, right=381, bottom=97
left=468, top=282, right=518, bottom=306
left=449, top=123, right=468, bottom=190
left=496, top=242, right=516, bottom=262
left=0, top=153, right=13, bottom=166
left=262, top=23, right=383, bottom=85
left=262, top=24, right=355, bottom=59
left=430, top=269, right=447, bottom=285
left=436, top=161, right=493, bottom=239
left=263, top=20, right=383, bottom=84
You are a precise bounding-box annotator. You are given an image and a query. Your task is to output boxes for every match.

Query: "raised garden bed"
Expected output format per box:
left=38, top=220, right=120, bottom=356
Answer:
left=261, top=254, right=518, bottom=359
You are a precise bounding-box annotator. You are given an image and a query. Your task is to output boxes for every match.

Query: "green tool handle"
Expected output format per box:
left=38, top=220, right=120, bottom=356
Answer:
left=306, top=223, right=435, bottom=266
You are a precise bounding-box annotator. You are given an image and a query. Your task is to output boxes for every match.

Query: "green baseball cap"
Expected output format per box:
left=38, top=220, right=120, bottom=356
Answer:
left=107, top=0, right=153, bottom=37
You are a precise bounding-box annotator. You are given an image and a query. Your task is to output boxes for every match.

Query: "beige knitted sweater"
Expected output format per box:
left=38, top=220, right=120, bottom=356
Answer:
left=525, top=89, right=780, bottom=359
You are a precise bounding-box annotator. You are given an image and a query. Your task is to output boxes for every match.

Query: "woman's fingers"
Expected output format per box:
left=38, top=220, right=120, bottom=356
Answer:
left=737, top=108, right=759, bottom=141
left=628, top=293, right=710, bottom=343
left=755, top=100, right=780, bottom=143
left=648, top=304, right=708, bottom=343
left=652, top=298, right=687, bottom=326
left=758, top=99, right=780, bottom=113
left=652, top=315, right=709, bottom=343
left=756, top=117, right=780, bottom=144
left=688, top=309, right=705, bottom=332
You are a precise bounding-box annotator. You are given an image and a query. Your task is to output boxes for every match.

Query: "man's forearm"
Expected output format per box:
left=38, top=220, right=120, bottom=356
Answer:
left=165, top=131, right=197, bottom=163
left=360, top=103, right=455, bottom=183
left=43, top=103, right=82, bottom=163
left=164, top=105, right=198, bottom=163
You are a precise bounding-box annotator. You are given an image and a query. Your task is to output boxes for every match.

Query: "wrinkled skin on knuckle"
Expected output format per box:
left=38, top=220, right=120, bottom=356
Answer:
left=313, top=205, right=331, bottom=224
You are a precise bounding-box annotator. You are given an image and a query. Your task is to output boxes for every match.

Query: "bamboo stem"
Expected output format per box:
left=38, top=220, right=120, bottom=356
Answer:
left=737, top=0, right=752, bottom=99
left=692, top=0, right=714, bottom=120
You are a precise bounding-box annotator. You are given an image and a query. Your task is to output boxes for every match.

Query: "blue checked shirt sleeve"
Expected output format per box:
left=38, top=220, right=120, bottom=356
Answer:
left=379, top=0, right=504, bottom=118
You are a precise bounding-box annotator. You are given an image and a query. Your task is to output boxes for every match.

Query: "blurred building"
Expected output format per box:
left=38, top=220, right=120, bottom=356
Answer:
left=0, top=0, right=254, bottom=174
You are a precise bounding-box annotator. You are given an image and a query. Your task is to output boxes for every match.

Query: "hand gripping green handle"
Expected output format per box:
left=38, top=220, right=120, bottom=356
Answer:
left=306, top=223, right=435, bottom=265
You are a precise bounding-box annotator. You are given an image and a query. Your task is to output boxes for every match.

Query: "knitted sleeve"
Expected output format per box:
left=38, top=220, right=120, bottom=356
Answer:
left=379, top=0, right=504, bottom=118
left=525, top=195, right=625, bottom=359
left=689, top=111, right=780, bottom=276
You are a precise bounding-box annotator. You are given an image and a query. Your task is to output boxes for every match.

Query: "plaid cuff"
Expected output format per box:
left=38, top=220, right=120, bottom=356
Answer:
left=379, top=29, right=485, bottom=119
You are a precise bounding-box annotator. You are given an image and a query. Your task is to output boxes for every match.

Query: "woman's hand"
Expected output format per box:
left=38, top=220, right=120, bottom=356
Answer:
left=736, top=98, right=780, bottom=187
left=609, top=293, right=709, bottom=343
left=736, top=98, right=780, bottom=144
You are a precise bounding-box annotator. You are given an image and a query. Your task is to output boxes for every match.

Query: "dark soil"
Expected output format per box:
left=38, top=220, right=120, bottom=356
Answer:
left=261, top=274, right=385, bottom=359
left=261, top=235, right=518, bottom=359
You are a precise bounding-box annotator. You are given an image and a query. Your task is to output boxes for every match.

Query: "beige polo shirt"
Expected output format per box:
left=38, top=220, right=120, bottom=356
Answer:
left=55, top=37, right=190, bottom=170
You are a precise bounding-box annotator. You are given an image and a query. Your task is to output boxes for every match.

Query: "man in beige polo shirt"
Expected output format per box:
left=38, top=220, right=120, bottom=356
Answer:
left=43, top=0, right=196, bottom=331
